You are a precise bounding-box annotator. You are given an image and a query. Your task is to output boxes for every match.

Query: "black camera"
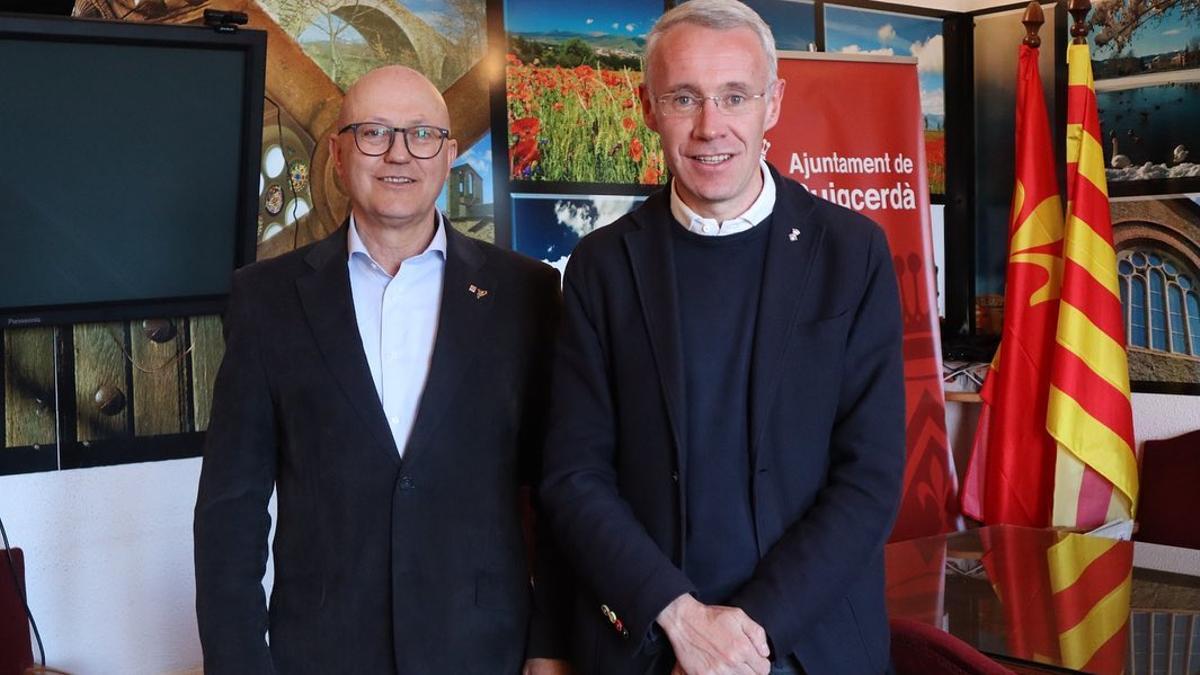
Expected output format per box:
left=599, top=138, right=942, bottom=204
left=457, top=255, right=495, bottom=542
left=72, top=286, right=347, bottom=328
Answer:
left=202, top=9, right=248, bottom=32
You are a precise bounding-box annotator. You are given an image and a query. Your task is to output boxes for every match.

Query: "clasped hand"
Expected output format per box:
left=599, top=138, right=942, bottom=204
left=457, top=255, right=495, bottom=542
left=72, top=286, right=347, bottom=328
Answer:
left=658, top=594, right=772, bottom=675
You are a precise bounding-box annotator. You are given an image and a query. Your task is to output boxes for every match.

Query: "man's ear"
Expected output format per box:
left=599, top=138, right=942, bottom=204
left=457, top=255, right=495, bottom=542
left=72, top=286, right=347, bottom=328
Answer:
left=639, top=83, right=659, bottom=133
left=763, top=79, right=786, bottom=132
left=329, top=132, right=344, bottom=178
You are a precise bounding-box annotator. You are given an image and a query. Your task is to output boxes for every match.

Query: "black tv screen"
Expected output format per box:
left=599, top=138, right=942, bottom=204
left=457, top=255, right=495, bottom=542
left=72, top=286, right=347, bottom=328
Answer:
left=0, top=14, right=265, bottom=326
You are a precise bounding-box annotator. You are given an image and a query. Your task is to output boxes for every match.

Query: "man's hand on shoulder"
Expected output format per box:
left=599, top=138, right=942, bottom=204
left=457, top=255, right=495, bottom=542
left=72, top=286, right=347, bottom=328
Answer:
left=523, top=658, right=573, bottom=675
left=657, top=594, right=771, bottom=675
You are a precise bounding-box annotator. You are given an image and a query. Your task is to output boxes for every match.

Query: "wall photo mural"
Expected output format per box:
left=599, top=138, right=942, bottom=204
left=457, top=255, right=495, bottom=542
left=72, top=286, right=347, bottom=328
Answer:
left=503, top=0, right=665, bottom=185
left=1, top=0, right=963, bottom=475
left=1090, top=0, right=1200, bottom=197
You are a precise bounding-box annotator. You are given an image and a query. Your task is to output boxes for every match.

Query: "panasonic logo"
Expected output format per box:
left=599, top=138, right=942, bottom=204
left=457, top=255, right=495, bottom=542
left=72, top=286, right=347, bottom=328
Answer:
left=7, top=317, right=43, bottom=326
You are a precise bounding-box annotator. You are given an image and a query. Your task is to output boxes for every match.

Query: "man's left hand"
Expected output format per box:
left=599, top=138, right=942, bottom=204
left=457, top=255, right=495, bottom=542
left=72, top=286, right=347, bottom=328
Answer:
left=523, top=658, right=573, bottom=675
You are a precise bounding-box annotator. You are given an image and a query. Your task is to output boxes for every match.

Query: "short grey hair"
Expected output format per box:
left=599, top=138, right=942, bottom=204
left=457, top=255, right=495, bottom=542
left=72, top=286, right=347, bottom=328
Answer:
left=642, top=0, right=778, bottom=91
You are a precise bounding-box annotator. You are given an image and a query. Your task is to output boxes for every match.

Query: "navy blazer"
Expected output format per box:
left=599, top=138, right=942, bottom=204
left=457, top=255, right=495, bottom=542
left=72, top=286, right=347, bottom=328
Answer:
left=194, top=222, right=569, bottom=673
left=541, top=167, right=906, bottom=674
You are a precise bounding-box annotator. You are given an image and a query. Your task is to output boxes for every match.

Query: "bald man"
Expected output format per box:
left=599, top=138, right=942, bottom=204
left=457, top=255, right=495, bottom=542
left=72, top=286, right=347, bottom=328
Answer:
left=195, top=66, right=571, bottom=674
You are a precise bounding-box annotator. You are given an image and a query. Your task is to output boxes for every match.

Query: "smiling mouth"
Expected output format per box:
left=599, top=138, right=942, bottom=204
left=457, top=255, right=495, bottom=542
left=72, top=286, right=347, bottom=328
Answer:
left=379, top=176, right=415, bottom=184
left=690, top=154, right=732, bottom=165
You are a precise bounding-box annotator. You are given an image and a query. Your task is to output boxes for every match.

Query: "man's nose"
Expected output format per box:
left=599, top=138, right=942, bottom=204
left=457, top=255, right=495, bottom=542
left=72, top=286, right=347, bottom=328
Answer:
left=692, top=98, right=725, bottom=140
left=385, top=133, right=413, bottom=162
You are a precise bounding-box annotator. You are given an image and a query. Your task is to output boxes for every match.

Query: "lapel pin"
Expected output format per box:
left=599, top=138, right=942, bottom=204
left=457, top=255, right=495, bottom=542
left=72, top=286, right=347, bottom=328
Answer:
left=468, top=284, right=488, bottom=299
left=788, top=228, right=801, bottom=242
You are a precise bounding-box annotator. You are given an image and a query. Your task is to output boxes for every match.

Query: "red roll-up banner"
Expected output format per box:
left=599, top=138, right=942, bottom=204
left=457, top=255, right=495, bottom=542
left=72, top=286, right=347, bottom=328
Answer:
left=765, top=53, right=957, bottom=540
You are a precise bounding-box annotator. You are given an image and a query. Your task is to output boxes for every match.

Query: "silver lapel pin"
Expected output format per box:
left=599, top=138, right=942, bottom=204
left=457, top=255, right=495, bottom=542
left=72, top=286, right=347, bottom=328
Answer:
left=788, top=228, right=801, bottom=242
left=468, top=284, right=489, bottom=299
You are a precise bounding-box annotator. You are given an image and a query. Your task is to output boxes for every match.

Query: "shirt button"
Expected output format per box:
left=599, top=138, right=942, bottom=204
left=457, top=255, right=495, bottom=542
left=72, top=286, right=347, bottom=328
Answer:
left=388, top=416, right=400, bottom=425
left=702, top=223, right=718, bottom=235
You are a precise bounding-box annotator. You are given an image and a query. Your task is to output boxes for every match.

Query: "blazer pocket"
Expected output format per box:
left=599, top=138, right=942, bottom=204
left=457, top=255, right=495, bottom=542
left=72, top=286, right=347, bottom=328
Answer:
left=802, top=306, right=853, bottom=325
left=788, top=309, right=853, bottom=362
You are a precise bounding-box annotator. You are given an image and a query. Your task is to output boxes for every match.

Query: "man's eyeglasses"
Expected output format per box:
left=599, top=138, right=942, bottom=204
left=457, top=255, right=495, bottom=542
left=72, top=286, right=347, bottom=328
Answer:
left=653, top=85, right=774, bottom=117
left=338, top=122, right=450, bottom=159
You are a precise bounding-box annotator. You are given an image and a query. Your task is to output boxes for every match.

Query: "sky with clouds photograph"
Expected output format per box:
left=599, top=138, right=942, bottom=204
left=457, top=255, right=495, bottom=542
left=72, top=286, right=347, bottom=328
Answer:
left=823, top=5, right=944, bottom=119
left=504, top=0, right=661, bottom=37
left=511, top=193, right=644, bottom=276
left=744, top=0, right=816, bottom=52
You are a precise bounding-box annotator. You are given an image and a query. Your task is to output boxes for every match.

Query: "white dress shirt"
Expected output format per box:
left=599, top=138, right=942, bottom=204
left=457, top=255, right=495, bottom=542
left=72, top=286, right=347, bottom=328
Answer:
left=347, top=214, right=446, bottom=456
left=669, top=158, right=777, bottom=236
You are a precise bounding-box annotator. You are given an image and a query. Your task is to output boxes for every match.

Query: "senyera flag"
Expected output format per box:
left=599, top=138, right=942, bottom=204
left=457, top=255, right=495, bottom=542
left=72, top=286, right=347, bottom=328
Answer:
left=961, top=38, right=1063, bottom=527
left=1046, top=39, right=1139, bottom=529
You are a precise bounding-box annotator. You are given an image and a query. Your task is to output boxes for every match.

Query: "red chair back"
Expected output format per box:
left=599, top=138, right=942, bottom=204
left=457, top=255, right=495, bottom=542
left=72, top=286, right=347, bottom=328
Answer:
left=890, top=618, right=1014, bottom=675
left=1136, top=429, right=1200, bottom=549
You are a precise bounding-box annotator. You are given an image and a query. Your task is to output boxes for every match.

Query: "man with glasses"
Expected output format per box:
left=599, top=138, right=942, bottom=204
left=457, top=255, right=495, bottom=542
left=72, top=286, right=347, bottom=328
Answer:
left=540, top=1, right=905, bottom=674
left=195, top=66, right=570, bottom=674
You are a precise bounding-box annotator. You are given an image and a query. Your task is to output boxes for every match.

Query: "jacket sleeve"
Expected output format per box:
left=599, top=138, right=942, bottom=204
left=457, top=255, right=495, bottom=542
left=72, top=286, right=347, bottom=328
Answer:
left=522, top=263, right=575, bottom=660
left=540, top=249, right=696, bottom=653
left=729, top=225, right=906, bottom=655
left=193, top=269, right=278, bottom=674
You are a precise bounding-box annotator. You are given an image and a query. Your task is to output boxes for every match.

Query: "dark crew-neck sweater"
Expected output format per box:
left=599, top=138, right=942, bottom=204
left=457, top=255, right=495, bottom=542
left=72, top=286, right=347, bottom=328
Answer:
left=671, top=214, right=772, bottom=604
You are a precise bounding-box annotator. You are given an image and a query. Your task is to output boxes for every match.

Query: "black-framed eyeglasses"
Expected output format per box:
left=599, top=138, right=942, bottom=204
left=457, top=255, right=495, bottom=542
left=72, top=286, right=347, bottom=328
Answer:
left=338, top=122, right=450, bottom=159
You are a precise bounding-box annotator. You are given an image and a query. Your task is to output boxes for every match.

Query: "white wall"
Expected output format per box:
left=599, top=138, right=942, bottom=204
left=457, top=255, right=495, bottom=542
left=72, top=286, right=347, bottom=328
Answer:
left=1, top=458, right=205, bottom=674
left=0, top=458, right=278, bottom=675
left=1131, top=392, right=1200, bottom=445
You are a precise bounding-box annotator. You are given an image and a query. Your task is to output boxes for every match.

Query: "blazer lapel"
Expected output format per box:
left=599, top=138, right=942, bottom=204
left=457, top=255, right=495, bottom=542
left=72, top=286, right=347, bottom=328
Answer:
left=402, top=224, right=494, bottom=463
left=624, top=193, right=688, bottom=475
left=749, top=171, right=823, bottom=466
left=296, top=222, right=400, bottom=462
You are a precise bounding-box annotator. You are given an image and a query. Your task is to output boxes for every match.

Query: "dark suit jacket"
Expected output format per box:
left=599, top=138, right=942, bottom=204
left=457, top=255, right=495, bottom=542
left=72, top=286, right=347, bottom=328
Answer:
left=541, top=167, right=906, bottom=674
left=194, top=220, right=568, bottom=674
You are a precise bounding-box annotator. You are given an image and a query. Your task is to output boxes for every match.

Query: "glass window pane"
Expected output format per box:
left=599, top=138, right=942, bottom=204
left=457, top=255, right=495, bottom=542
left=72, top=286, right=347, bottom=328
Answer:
left=264, top=145, right=285, bottom=178
left=1150, top=270, right=1167, bottom=350
left=1119, top=259, right=1134, bottom=275
left=1149, top=253, right=1163, bottom=266
left=1164, top=261, right=1178, bottom=275
left=1131, top=276, right=1147, bottom=348
left=1132, top=252, right=1147, bottom=268
left=1188, top=292, right=1200, bottom=355
left=1169, top=285, right=1186, bottom=353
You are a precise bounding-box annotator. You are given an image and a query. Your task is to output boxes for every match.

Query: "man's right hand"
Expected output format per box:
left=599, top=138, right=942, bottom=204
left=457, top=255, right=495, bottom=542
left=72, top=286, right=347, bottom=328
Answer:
left=656, top=594, right=771, bottom=675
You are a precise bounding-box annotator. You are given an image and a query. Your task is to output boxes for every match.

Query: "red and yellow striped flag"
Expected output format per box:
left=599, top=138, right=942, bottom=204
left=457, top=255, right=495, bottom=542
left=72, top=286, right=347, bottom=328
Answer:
left=980, top=528, right=1133, bottom=671
left=1046, top=43, right=1139, bottom=529
left=961, top=42, right=1063, bottom=526
left=1047, top=533, right=1132, bottom=672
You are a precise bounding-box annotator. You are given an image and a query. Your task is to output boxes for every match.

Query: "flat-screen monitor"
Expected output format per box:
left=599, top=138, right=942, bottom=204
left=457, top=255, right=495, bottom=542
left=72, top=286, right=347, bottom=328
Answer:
left=0, top=13, right=265, bottom=327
